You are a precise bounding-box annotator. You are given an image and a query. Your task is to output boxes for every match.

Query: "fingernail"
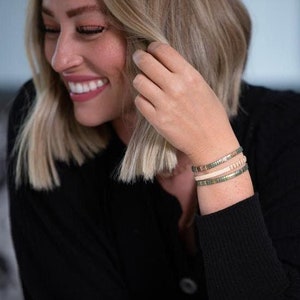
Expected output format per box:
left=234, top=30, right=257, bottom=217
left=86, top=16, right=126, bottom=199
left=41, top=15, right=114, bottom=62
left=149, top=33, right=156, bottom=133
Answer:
left=132, top=50, right=142, bottom=64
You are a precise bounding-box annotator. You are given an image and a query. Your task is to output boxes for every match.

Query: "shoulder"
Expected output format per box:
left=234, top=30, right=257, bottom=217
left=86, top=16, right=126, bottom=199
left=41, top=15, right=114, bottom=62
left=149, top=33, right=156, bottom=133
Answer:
left=232, top=82, right=300, bottom=189
left=8, top=79, right=36, bottom=122
left=239, top=82, right=300, bottom=119
left=7, top=79, right=36, bottom=157
left=233, top=82, right=300, bottom=144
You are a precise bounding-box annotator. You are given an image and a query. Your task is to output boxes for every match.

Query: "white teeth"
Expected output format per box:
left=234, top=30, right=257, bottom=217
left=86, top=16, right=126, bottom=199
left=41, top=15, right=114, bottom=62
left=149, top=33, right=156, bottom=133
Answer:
left=75, top=83, right=83, bottom=93
left=68, top=79, right=108, bottom=94
left=69, top=82, right=76, bottom=91
left=83, top=83, right=89, bottom=93
left=89, top=81, right=97, bottom=91
left=97, top=79, right=105, bottom=87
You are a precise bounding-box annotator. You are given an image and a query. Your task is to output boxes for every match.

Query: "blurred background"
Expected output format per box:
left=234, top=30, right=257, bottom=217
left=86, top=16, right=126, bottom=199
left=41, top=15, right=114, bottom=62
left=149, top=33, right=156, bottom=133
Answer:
left=0, top=1, right=299, bottom=299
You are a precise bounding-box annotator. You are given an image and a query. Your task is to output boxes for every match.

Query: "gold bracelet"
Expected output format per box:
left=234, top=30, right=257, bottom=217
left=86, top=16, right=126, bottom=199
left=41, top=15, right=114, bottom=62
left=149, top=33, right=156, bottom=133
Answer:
left=194, top=156, right=247, bottom=181
left=196, top=164, right=248, bottom=186
left=191, top=146, right=243, bottom=172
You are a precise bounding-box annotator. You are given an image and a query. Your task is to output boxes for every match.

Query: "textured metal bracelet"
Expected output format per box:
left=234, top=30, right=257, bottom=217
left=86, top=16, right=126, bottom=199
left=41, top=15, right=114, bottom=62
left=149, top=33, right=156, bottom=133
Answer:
left=196, top=164, right=249, bottom=186
left=194, top=156, right=247, bottom=181
left=191, top=146, right=243, bottom=172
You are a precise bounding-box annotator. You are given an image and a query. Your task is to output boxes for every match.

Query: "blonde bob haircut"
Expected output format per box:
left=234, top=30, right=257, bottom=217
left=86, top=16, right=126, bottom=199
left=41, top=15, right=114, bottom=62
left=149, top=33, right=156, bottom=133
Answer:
left=15, top=0, right=251, bottom=190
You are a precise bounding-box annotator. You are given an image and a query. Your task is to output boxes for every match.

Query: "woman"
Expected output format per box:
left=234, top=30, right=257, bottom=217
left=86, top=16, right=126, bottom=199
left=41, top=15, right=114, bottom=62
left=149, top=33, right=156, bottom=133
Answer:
left=7, top=0, right=300, bottom=299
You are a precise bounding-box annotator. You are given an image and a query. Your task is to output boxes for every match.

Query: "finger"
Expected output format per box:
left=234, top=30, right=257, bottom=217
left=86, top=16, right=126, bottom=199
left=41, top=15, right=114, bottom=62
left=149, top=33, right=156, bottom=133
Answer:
left=133, top=73, right=165, bottom=108
left=134, top=94, right=156, bottom=121
left=133, top=49, right=171, bottom=90
left=147, top=42, right=195, bottom=75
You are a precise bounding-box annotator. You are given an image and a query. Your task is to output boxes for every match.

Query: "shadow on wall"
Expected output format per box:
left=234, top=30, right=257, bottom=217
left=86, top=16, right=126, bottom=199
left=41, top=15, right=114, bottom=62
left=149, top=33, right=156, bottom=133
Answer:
left=0, top=89, right=24, bottom=300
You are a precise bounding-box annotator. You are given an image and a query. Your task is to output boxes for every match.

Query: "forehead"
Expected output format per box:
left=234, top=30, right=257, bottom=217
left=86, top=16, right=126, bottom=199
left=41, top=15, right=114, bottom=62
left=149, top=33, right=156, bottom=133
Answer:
left=41, top=0, right=105, bottom=16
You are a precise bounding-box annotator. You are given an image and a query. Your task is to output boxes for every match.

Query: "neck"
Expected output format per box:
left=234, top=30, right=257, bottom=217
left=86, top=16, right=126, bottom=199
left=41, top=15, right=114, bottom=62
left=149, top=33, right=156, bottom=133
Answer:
left=111, top=112, right=137, bottom=145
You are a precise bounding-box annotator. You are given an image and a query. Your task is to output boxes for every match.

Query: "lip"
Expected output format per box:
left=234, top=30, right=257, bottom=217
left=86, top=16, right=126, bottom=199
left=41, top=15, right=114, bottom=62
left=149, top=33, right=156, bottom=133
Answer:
left=62, top=75, right=109, bottom=103
left=62, top=75, right=103, bottom=82
left=69, top=85, right=107, bottom=103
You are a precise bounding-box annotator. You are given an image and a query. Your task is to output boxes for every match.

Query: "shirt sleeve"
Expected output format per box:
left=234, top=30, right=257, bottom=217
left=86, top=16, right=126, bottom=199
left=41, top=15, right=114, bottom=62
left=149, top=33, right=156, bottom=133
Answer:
left=196, top=195, right=298, bottom=299
left=195, top=88, right=300, bottom=299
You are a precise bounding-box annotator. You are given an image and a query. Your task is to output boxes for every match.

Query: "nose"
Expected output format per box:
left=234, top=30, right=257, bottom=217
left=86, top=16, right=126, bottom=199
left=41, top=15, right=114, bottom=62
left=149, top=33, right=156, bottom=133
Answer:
left=51, top=33, right=83, bottom=73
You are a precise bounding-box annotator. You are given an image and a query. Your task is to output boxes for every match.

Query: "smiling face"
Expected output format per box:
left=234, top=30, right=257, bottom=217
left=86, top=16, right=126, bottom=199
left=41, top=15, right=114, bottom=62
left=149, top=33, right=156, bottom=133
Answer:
left=42, top=0, right=133, bottom=127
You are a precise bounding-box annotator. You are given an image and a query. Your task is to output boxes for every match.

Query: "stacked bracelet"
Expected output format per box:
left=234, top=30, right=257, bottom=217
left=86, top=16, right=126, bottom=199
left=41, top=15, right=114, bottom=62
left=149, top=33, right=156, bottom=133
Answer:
left=191, top=146, right=243, bottom=172
left=194, top=155, right=247, bottom=181
left=191, top=146, right=249, bottom=186
left=196, top=164, right=249, bottom=186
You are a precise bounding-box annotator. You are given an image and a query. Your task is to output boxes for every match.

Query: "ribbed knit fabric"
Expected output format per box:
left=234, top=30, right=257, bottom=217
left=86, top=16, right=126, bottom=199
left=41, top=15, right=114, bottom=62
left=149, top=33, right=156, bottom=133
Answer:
left=197, top=196, right=289, bottom=299
left=6, top=80, right=300, bottom=299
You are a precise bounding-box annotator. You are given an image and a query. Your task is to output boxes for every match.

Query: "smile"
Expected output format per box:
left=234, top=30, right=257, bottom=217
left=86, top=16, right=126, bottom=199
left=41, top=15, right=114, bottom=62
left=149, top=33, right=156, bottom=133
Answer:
left=68, top=79, right=108, bottom=94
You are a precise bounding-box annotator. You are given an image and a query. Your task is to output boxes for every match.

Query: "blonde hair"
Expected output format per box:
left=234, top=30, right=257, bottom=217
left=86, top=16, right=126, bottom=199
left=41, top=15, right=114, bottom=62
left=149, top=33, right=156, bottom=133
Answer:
left=14, top=0, right=251, bottom=190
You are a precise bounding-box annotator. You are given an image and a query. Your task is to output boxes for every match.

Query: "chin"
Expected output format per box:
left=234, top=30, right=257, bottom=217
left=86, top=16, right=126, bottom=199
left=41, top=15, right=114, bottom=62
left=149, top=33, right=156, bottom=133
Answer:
left=73, top=104, right=112, bottom=127
left=74, top=112, right=106, bottom=127
left=76, top=120, right=101, bottom=127
left=75, top=118, right=106, bottom=128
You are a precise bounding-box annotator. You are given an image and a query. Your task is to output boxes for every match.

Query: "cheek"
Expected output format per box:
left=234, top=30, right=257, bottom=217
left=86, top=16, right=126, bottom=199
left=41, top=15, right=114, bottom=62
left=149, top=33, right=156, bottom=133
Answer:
left=44, top=40, right=55, bottom=65
left=111, top=40, right=127, bottom=71
left=96, top=33, right=128, bottom=74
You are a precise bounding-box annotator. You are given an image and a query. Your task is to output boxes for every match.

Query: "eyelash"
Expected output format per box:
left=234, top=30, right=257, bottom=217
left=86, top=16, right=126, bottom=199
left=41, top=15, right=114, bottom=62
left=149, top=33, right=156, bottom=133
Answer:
left=43, top=26, right=60, bottom=34
left=42, top=25, right=106, bottom=35
left=77, top=25, right=106, bottom=35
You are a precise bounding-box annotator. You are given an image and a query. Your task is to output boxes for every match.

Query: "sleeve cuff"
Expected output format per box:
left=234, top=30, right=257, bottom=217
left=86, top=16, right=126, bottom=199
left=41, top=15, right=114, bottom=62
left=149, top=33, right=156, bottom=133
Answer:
left=195, top=194, right=289, bottom=298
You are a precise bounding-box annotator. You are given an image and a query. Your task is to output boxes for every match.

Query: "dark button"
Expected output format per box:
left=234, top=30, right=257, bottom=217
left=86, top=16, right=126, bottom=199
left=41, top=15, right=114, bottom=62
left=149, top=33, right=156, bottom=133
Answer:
left=179, top=277, right=198, bottom=294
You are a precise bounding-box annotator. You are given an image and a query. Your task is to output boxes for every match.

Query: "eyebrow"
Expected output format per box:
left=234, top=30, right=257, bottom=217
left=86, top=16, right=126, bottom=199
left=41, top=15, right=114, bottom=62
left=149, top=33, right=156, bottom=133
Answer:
left=41, top=5, right=101, bottom=18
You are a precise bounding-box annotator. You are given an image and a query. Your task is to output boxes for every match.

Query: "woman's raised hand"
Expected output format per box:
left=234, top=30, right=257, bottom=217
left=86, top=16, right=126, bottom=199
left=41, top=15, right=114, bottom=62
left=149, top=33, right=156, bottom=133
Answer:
left=132, top=41, right=239, bottom=167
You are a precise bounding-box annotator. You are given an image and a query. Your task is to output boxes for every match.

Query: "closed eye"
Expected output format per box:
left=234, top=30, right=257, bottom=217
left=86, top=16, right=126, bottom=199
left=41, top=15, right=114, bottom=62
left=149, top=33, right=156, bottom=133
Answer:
left=42, top=25, right=60, bottom=34
left=77, top=25, right=106, bottom=35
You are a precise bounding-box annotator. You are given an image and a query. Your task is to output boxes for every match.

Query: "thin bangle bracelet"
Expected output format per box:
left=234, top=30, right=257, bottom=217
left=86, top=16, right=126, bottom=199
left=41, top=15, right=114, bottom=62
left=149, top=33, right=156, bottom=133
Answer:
left=194, top=156, right=247, bottom=181
left=192, top=146, right=243, bottom=173
left=196, top=164, right=249, bottom=186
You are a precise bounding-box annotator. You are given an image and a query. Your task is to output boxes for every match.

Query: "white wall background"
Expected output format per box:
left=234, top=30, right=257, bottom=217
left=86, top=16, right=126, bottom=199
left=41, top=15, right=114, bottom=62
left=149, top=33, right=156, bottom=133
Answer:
left=0, top=0, right=299, bottom=91
left=242, top=0, right=300, bottom=91
left=0, top=1, right=30, bottom=89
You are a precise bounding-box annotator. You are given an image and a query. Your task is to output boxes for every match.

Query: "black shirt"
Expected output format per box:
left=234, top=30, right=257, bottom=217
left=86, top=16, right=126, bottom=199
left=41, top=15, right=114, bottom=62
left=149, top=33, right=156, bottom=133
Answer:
left=6, top=80, right=300, bottom=299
